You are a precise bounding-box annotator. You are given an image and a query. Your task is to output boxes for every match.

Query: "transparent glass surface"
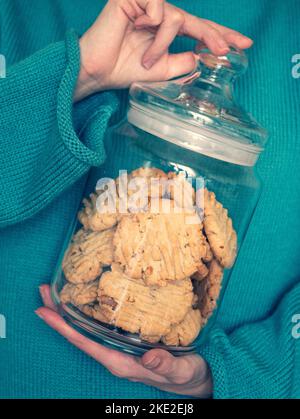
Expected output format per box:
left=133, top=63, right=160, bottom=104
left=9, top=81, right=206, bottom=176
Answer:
left=129, top=47, right=267, bottom=166
left=51, top=46, right=266, bottom=356
left=51, top=121, right=261, bottom=356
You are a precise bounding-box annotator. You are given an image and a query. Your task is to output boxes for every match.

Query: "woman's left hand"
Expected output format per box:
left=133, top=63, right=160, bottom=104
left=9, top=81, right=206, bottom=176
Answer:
left=36, top=284, right=212, bottom=398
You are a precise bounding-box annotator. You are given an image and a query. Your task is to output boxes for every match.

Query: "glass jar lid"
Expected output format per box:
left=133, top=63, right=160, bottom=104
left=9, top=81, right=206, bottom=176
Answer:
left=128, top=46, right=267, bottom=166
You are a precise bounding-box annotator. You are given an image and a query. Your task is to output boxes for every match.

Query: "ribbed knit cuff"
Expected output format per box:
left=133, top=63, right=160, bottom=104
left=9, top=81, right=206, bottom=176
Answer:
left=0, top=29, right=118, bottom=227
left=57, top=29, right=119, bottom=166
left=199, top=337, right=230, bottom=399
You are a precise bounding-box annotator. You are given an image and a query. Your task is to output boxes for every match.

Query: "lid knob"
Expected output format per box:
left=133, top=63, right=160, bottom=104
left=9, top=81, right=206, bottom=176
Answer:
left=128, top=44, right=267, bottom=167
left=195, top=45, right=248, bottom=80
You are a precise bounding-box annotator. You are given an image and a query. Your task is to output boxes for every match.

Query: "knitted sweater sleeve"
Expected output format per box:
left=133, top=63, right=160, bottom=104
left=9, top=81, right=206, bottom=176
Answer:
left=200, top=280, right=300, bottom=399
left=0, top=30, right=118, bottom=227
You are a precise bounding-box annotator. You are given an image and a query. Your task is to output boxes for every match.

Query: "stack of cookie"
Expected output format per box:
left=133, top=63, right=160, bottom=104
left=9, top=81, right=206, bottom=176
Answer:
left=60, top=168, right=237, bottom=346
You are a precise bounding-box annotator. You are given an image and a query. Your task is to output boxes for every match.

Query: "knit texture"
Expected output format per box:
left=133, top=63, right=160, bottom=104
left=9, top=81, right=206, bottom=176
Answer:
left=0, top=0, right=299, bottom=399
left=0, top=29, right=118, bottom=226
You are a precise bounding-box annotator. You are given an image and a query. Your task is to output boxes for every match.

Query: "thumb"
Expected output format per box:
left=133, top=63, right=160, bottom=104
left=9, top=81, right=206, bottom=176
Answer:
left=141, top=349, right=196, bottom=385
left=165, top=52, right=197, bottom=80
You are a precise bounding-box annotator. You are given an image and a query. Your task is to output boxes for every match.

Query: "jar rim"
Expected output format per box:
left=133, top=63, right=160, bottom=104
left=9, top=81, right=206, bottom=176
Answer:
left=127, top=100, right=262, bottom=167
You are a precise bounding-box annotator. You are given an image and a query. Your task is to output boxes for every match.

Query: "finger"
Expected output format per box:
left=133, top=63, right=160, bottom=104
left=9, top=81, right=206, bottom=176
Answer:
left=80, top=0, right=130, bottom=71
left=35, top=307, right=169, bottom=383
left=135, top=0, right=164, bottom=28
left=119, top=0, right=144, bottom=22
left=141, top=349, right=197, bottom=384
left=142, top=10, right=184, bottom=69
left=201, top=19, right=253, bottom=49
left=35, top=307, right=127, bottom=367
left=39, top=284, right=58, bottom=312
left=223, top=31, right=253, bottom=49
left=181, top=15, right=230, bottom=56
left=164, top=51, right=197, bottom=79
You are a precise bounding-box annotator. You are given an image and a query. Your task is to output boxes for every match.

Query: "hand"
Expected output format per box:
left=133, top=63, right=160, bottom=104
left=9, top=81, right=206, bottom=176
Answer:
left=75, top=0, right=253, bottom=100
left=36, top=284, right=213, bottom=397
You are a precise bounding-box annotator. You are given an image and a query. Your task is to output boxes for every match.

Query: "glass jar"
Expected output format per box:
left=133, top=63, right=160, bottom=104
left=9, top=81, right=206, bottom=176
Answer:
left=51, top=47, right=267, bottom=356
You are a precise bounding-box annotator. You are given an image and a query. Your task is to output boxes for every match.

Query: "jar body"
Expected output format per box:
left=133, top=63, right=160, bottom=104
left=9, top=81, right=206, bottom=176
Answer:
left=51, top=118, right=261, bottom=356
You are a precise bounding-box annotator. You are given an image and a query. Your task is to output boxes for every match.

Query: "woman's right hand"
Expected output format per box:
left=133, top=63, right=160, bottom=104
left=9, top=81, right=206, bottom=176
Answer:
left=76, top=0, right=253, bottom=100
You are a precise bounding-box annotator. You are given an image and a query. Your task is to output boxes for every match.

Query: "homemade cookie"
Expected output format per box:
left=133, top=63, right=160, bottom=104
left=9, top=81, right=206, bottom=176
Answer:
left=131, top=167, right=167, bottom=180
left=77, top=303, right=110, bottom=324
left=202, top=235, right=213, bottom=263
left=114, top=202, right=206, bottom=286
left=203, top=189, right=237, bottom=268
left=162, top=308, right=202, bottom=346
left=78, top=192, right=119, bottom=232
left=62, top=228, right=115, bottom=284
left=195, top=258, right=224, bottom=322
left=60, top=280, right=99, bottom=306
left=117, top=167, right=168, bottom=200
left=97, top=264, right=194, bottom=343
left=77, top=303, right=96, bottom=317
left=166, top=172, right=196, bottom=210
left=116, top=167, right=168, bottom=214
left=193, top=262, right=209, bottom=281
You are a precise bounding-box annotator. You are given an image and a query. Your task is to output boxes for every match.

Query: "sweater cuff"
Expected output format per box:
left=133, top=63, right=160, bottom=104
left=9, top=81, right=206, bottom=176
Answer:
left=57, top=30, right=119, bottom=166
left=0, top=29, right=118, bottom=227
left=199, top=336, right=230, bottom=399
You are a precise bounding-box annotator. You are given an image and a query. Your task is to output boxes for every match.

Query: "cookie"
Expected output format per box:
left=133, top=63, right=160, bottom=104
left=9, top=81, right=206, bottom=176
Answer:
left=203, top=189, right=237, bottom=268
left=162, top=308, right=202, bottom=346
left=202, top=235, right=213, bottom=263
left=166, top=172, right=196, bottom=210
left=78, top=192, right=119, bottom=232
left=193, top=262, right=209, bottom=281
left=194, top=258, right=223, bottom=322
left=113, top=201, right=206, bottom=286
left=116, top=167, right=168, bottom=214
left=62, top=228, right=115, bottom=284
left=60, top=280, right=98, bottom=306
left=77, top=303, right=96, bottom=317
left=118, top=167, right=168, bottom=199
left=76, top=303, right=109, bottom=323
left=97, top=264, right=194, bottom=343
left=130, top=167, right=167, bottom=180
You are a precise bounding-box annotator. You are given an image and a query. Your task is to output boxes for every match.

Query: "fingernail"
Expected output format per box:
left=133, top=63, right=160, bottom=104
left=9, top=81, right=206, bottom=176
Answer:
left=144, top=356, right=161, bottom=369
left=142, top=59, right=155, bottom=70
left=39, top=285, right=45, bottom=299
left=244, top=37, right=253, bottom=45
left=220, top=47, right=230, bottom=54
left=35, top=310, right=45, bottom=320
left=236, top=35, right=253, bottom=46
left=240, top=34, right=252, bottom=41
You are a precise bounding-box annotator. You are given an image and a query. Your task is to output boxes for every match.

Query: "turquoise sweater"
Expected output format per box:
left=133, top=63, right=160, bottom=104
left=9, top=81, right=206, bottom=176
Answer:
left=0, top=0, right=299, bottom=399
